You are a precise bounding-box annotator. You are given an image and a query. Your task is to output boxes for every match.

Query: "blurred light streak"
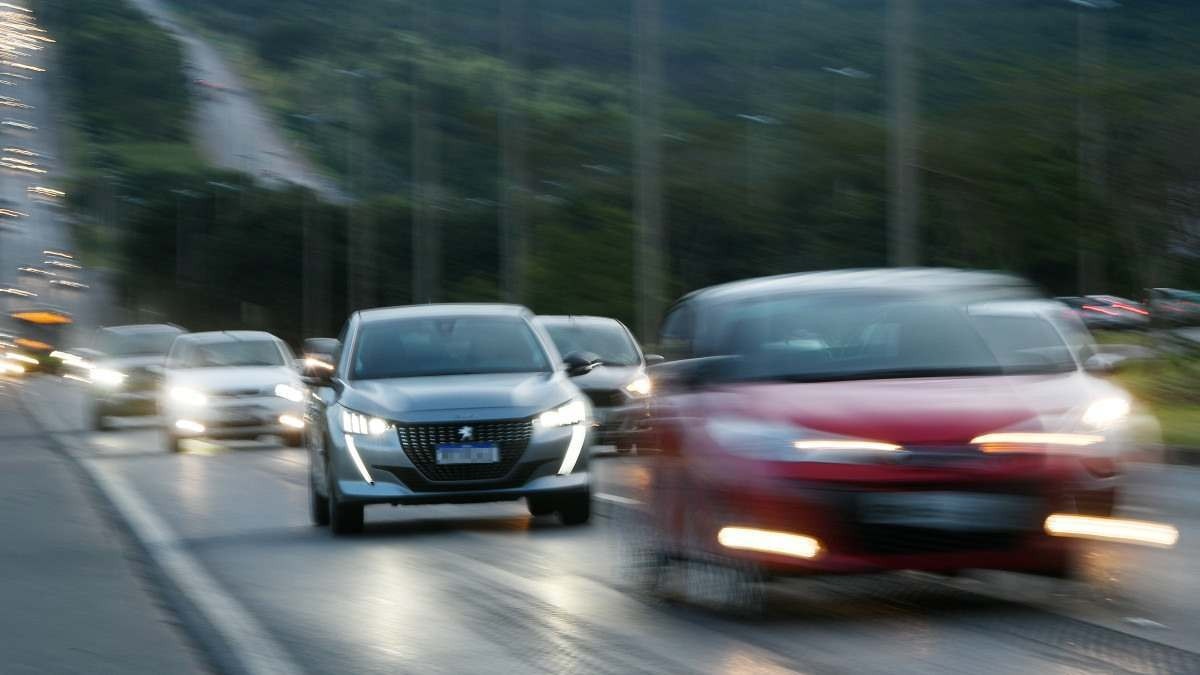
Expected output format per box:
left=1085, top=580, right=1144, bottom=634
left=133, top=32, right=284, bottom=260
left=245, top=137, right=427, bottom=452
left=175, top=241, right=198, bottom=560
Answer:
left=175, top=419, right=205, bottom=434
left=793, top=439, right=901, bottom=452
left=279, top=414, right=304, bottom=429
left=1045, top=514, right=1179, bottom=548
left=717, top=527, right=822, bottom=559
left=972, top=432, right=1105, bottom=448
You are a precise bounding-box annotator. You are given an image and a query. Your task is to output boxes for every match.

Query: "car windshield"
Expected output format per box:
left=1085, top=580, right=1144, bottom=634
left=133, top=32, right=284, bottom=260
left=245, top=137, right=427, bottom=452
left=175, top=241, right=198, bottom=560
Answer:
left=541, top=320, right=641, bottom=366
left=710, top=293, right=1076, bottom=382
left=98, top=330, right=179, bottom=357
left=352, top=315, right=551, bottom=379
left=169, top=339, right=285, bottom=368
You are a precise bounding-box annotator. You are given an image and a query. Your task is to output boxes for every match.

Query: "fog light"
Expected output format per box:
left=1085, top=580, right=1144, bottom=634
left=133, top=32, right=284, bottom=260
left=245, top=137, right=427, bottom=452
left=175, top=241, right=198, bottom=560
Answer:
left=174, top=419, right=205, bottom=434
left=717, top=526, right=822, bottom=559
left=1044, top=514, right=1178, bottom=548
left=279, top=414, right=304, bottom=429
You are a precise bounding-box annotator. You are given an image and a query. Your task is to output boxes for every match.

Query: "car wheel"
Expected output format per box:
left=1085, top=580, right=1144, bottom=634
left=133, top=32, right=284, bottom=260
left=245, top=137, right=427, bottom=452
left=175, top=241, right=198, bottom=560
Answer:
left=165, top=432, right=182, bottom=454
left=556, top=491, right=592, bottom=526
left=283, top=430, right=304, bottom=448
left=327, top=468, right=364, bottom=535
left=613, top=501, right=667, bottom=594
left=92, top=404, right=111, bottom=432
left=675, top=495, right=765, bottom=616
left=526, top=496, right=556, bottom=517
left=1076, top=488, right=1116, bottom=517
left=310, top=466, right=330, bottom=527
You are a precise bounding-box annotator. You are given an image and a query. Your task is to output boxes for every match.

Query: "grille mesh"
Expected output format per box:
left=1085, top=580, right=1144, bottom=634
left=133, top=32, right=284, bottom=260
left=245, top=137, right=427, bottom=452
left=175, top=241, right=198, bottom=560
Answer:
left=396, top=419, right=533, bottom=481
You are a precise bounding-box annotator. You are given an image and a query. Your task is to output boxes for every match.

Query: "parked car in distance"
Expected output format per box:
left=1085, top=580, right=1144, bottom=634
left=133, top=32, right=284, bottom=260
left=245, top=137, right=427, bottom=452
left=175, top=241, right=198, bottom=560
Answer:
left=1056, top=295, right=1148, bottom=331
left=534, top=315, right=661, bottom=452
left=1145, top=287, right=1200, bottom=327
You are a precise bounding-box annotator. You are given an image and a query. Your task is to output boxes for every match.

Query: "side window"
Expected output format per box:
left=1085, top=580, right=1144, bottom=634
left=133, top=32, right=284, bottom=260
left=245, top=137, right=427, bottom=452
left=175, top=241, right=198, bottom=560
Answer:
left=658, top=304, right=694, bottom=361
left=334, top=320, right=351, bottom=376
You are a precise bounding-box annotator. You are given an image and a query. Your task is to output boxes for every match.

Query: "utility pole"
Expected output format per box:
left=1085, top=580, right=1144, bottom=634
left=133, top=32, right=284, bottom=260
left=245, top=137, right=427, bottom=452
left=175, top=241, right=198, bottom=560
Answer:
left=499, top=0, right=529, bottom=304
left=633, top=0, right=664, bottom=343
left=886, top=0, right=919, bottom=266
left=411, top=0, right=441, bottom=304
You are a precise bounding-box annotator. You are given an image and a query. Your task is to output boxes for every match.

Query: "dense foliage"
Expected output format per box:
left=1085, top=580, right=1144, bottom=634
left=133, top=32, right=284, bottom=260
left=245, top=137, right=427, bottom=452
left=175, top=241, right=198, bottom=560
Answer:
left=44, top=0, right=1200, bottom=340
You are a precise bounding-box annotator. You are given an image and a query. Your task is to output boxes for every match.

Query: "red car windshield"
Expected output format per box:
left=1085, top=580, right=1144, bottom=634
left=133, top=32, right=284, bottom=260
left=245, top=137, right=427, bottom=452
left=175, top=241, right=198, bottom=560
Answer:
left=710, top=293, right=1076, bottom=382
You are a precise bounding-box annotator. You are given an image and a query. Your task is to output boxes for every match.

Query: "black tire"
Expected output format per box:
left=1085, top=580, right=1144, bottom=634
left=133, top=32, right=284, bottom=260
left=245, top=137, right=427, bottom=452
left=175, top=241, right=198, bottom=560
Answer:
left=92, top=404, right=111, bottom=432
left=310, top=466, right=330, bottom=527
left=283, top=430, right=304, bottom=448
left=327, top=469, right=364, bottom=535
left=527, top=496, right=556, bottom=517
left=1076, top=488, right=1117, bottom=517
left=556, top=491, right=592, bottom=526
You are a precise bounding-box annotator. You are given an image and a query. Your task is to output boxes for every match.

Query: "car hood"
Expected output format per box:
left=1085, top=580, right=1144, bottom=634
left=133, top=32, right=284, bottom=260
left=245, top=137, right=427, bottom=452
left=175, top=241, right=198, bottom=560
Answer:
left=569, top=364, right=643, bottom=390
left=164, top=366, right=299, bottom=393
left=340, top=372, right=575, bottom=422
left=96, top=355, right=166, bottom=370
left=714, top=372, right=1120, bottom=445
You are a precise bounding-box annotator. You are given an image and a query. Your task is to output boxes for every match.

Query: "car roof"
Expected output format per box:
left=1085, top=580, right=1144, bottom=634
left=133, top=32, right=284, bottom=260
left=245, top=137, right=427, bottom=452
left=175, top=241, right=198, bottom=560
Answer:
left=534, top=315, right=627, bottom=328
left=676, top=268, right=1037, bottom=306
left=100, top=323, right=184, bottom=335
left=174, top=330, right=279, bottom=343
left=358, top=303, right=532, bottom=323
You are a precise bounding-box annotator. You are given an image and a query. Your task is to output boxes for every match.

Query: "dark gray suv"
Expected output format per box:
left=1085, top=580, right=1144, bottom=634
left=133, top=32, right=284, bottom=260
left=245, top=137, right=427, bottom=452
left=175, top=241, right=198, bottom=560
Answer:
left=303, top=304, right=594, bottom=535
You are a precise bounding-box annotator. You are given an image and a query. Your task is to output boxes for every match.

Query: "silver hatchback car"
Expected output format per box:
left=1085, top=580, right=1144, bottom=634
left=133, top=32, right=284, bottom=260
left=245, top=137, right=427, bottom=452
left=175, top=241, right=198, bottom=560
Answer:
left=302, top=304, right=595, bottom=535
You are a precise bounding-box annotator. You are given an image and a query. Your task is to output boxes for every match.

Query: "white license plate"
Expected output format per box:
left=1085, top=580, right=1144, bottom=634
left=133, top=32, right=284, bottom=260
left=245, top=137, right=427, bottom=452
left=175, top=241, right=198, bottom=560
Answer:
left=436, top=443, right=500, bottom=465
left=859, top=492, right=1034, bottom=531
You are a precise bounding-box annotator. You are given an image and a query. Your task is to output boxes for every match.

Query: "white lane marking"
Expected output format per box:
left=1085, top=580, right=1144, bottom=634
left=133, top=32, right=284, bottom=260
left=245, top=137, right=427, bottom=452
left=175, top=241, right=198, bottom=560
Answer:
left=80, top=458, right=305, bottom=675
left=595, top=492, right=642, bottom=506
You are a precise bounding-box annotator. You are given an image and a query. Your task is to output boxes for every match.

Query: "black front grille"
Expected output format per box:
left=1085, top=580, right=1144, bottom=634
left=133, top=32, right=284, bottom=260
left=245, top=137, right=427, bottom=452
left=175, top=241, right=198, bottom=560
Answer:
left=396, top=419, right=533, bottom=482
left=583, top=389, right=625, bottom=408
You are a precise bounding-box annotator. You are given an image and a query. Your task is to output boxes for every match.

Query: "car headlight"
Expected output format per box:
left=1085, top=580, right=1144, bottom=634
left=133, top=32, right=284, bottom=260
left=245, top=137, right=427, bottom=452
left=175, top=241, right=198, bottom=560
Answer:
left=535, top=398, right=589, bottom=428
left=90, top=368, right=127, bottom=388
left=168, top=386, right=208, bottom=406
left=274, top=383, right=305, bottom=403
left=625, top=375, right=652, bottom=397
left=1081, top=397, right=1130, bottom=430
left=706, top=416, right=901, bottom=462
left=341, top=408, right=391, bottom=436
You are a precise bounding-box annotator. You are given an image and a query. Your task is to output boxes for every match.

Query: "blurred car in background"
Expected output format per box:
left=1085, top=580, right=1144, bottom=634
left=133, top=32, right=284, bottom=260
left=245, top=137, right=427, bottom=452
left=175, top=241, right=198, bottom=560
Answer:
left=638, top=269, right=1135, bottom=607
left=302, top=305, right=594, bottom=534
left=160, top=331, right=305, bottom=453
left=1056, top=295, right=1148, bottom=331
left=534, top=315, right=660, bottom=452
left=83, top=323, right=186, bottom=430
left=1145, top=287, right=1200, bottom=327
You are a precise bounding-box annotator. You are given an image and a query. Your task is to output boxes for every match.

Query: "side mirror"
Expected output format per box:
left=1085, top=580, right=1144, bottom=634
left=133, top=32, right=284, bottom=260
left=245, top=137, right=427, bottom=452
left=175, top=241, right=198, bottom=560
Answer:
left=644, top=353, right=665, bottom=365
left=1084, top=353, right=1127, bottom=375
left=563, top=351, right=600, bottom=377
left=301, top=337, right=340, bottom=378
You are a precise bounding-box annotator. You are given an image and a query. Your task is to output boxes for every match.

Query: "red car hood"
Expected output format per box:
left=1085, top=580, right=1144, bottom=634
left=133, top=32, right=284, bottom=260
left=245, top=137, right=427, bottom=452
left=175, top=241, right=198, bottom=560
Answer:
left=715, top=373, right=1096, bottom=446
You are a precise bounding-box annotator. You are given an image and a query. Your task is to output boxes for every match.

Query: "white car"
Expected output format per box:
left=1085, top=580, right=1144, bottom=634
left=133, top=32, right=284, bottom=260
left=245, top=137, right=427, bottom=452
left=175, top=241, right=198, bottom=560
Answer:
left=160, top=331, right=306, bottom=453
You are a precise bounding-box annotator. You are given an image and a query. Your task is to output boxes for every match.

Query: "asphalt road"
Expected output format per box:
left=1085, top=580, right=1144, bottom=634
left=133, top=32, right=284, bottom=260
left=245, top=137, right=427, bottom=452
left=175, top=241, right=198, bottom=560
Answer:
left=17, top=374, right=1200, bottom=674
left=124, top=0, right=347, bottom=203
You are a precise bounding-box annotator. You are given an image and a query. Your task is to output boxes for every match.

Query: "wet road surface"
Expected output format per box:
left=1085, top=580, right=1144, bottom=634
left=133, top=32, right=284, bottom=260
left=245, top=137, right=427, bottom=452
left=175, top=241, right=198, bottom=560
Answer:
left=15, top=375, right=1200, bottom=674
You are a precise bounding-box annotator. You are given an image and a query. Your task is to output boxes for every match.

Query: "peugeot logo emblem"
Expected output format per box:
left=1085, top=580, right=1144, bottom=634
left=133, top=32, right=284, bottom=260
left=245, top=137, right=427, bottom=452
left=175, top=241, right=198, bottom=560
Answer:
left=458, top=426, right=474, bottom=441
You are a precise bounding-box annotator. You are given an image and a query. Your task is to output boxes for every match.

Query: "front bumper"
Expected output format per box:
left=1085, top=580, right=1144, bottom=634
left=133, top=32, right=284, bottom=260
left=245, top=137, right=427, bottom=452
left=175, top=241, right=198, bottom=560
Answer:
left=593, top=402, right=651, bottom=448
left=166, top=396, right=303, bottom=438
left=676, top=456, right=1113, bottom=576
left=96, top=390, right=158, bottom=416
left=329, top=421, right=593, bottom=506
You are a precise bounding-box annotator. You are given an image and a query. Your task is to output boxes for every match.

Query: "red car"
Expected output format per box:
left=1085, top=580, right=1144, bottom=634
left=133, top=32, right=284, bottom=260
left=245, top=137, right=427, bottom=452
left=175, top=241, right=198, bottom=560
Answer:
left=637, top=270, right=1136, bottom=607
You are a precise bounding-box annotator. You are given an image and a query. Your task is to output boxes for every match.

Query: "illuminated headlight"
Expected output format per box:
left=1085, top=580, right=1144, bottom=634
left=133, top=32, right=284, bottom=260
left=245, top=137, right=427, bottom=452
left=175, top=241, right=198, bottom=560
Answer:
left=625, top=375, right=652, bottom=397
left=168, top=386, right=208, bottom=406
left=707, top=417, right=900, bottom=462
left=5, top=352, right=37, bottom=365
left=274, top=383, right=304, bottom=403
left=341, top=409, right=391, bottom=436
left=90, top=368, right=127, bottom=388
left=535, top=398, right=589, bottom=428
left=1081, top=397, right=1130, bottom=430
